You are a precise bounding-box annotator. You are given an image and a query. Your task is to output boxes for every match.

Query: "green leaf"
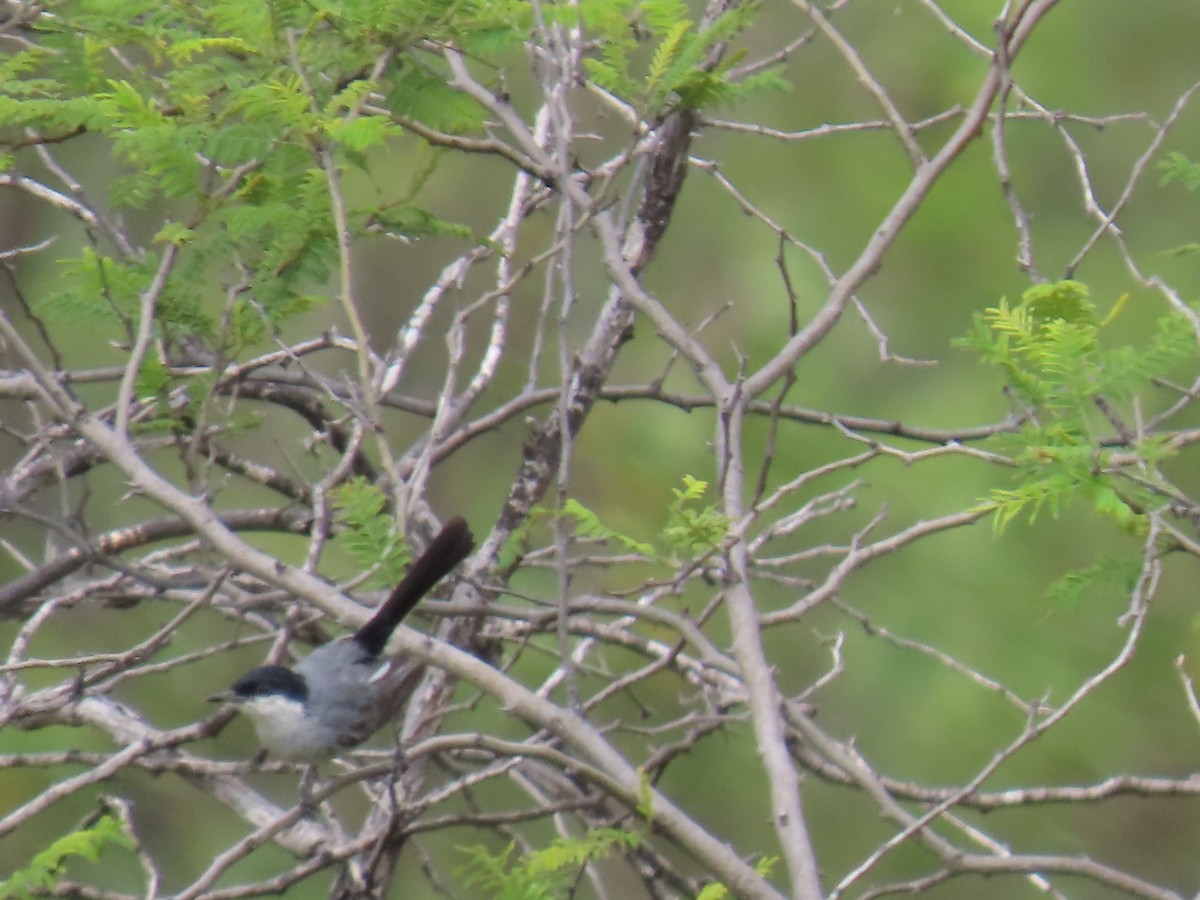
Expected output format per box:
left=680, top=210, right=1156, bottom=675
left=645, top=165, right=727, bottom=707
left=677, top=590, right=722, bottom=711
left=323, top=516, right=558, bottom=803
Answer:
left=662, top=475, right=729, bottom=557
left=327, top=115, right=397, bottom=152
left=579, top=0, right=773, bottom=115
left=98, top=78, right=165, bottom=128
left=368, top=205, right=473, bottom=242
left=38, top=248, right=149, bottom=324
left=635, top=766, right=655, bottom=820
left=153, top=222, right=196, bottom=245
left=562, top=498, right=656, bottom=557
left=959, top=279, right=1193, bottom=533
left=167, top=36, right=256, bottom=63
left=647, top=21, right=692, bottom=94
left=1158, top=151, right=1200, bottom=191
left=1044, top=557, right=1142, bottom=609
left=1021, top=279, right=1095, bottom=327
left=0, top=815, right=134, bottom=899
left=134, top=355, right=171, bottom=401
left=456, top=829, right=640, bottom=900
left=641, top=0, right=691, bottom=33
left=329, top=478, right=411, bottom=586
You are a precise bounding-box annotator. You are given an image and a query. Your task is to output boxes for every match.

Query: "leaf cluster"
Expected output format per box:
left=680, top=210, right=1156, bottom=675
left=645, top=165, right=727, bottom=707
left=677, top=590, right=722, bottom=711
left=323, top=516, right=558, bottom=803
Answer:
left=661, top=474, right=731, bottom=558
left=1158, top=151, right=1200, bottom=193
left=1042, top=556, right=1142, bottom=611
left=499, top=476, right=728, bottom=572
left=0, top=815, right=134, bottom=900
left=560, top=475, right=729, bottom=561
left=957, top=280, right=1196, bottom=530
left=329, top=478, right=411, bottom=586
left=456, top=829, right=640, bottom=900
left=3, top=0, right=784, bottom=359
left=1, top=0, right=522, bottom=350
left=697, top=855, right=778, bottom=900
left=580, top=0, right=788, bottom=118
left=1158, top=151, right=1200, bottom=257
left=561, top=498, right=657, bottom=557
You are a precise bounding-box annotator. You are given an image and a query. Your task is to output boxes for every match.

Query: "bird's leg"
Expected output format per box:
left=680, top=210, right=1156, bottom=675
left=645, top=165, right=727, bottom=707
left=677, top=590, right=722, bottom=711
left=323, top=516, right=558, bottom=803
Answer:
left=390, top=730, right=408, bottom=775
left=297, top=764, right=319, bottom=818
left=380, top=735, right=409, bottom=815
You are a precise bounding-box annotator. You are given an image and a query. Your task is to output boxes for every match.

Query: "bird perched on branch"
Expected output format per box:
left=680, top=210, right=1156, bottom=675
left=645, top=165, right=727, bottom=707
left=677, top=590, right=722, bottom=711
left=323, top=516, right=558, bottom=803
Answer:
left=210, top=516, right=474, bottom=761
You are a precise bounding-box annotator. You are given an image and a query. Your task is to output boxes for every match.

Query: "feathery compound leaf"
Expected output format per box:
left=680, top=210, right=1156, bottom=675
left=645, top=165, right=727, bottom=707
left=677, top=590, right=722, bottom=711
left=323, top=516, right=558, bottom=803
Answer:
left=647, top=21, right=692, bottom=93
left=457, top=829, right=640, bottom=900
left=330, top=479, right=411, bottom=585
left=1045, top=557, right=1142, bottom=609
left=1, top=816, right=134, bottom=898
left=641, top=0, right=690, bottom=33
left=562, top=498, right=656, bottom=556
left=961, top=279, right=1196, bottom=531
left=662, top=475, right=730, bottom=557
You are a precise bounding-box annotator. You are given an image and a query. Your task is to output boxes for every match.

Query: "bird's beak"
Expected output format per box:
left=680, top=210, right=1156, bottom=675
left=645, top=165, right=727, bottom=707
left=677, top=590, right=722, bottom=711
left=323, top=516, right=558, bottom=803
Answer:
left=208, top=690, right=237, bottom=705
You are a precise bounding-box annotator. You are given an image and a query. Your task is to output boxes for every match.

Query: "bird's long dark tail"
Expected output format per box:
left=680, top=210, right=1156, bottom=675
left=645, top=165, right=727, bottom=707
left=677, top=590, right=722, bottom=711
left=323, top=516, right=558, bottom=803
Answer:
left=354, top=516, right=475, bottom=655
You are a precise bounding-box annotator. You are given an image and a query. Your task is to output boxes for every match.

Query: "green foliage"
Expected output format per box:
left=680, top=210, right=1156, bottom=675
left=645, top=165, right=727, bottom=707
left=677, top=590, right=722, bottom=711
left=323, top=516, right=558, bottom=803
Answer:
left=369, top=204, right=476, bottom=242
left=126, top=352, right=215, bottom=437
left=580, top=0, right=787, bottom=118
left=697, top=855, right=778, bottom=900
left=133, top=354, right=171, bottom=402
left=38, top=248, right=149, bottom=324
left=0, top=815, right=134, bottom=899
left=500, top=476, right=728, bottom=569
left=1158, top=151, right=1200, bottom=192
left=1159, top=151, right=1200, bottom=258
left=562, top=474, right=729, bottom=560
left=1043, top=557, right=1142, bottom=610
left=661, top=475, right=730, bottom=558
left=3, top=0, right=523, bottom=353
left=635, top=765, right=655, bottom=820
left=561, top=497, right=656, bottom=557
left=456, top=829, right=640, bottom=900
left=957, top=280, right=1196, bottom=531
left=329, top=478, right=411, bottom=586
left=4, top=0, right=782, bottom=357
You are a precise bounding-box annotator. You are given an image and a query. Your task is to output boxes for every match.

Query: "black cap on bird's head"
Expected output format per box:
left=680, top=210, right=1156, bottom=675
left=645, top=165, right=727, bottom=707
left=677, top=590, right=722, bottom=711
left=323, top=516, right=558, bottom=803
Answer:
left=210, top=664, right=308, bottom=705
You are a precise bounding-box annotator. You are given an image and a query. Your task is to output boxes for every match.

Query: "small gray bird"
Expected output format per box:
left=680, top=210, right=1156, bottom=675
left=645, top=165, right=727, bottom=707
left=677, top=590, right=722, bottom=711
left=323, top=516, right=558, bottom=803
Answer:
left=210, top=517, right=474, bottom=761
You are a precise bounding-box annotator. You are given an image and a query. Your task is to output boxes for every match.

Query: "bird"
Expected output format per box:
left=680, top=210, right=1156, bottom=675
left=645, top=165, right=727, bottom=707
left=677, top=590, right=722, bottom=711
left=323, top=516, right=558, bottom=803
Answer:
left=210, top=516, right=474, bottom=762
